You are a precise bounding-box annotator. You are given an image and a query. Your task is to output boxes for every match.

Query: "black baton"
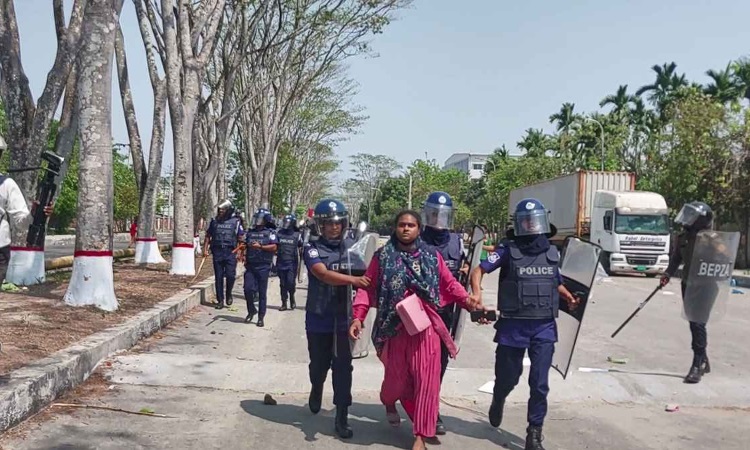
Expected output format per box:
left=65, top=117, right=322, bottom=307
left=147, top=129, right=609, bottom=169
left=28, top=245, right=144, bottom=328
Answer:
left=611, top=284, right=663, bottom=338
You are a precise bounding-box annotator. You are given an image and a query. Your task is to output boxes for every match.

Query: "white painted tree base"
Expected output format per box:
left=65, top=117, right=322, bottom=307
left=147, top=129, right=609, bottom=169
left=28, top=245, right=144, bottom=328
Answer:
left=63, top=255, right=118, bottom=311
left=135, top=239, right=167, bottom=264
left=170, top=246, right=195, bottom=275
left=6, top=248, right=46, bottom=285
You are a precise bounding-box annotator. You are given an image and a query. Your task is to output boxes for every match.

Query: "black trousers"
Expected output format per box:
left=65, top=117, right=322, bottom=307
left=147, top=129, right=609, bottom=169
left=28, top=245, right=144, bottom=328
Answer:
left=437, top=306, right=455, bottom=381
left=306, top=331, right=353, bottom=407
left=0, top=245, right=10, bottom=283
left=494, top=342, right=554, bottom=427
left=681, top=281, right=709, bottom=358
left=277, top=266, right=297, bottom=302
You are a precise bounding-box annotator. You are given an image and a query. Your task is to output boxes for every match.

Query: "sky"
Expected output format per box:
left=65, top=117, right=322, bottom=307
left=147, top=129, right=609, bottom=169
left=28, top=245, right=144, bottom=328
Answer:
left=11, top=0, right=750, bottom=183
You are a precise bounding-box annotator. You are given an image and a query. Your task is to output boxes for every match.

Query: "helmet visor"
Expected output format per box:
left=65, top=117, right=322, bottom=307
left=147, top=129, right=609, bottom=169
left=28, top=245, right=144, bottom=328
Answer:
left=253, top=213, right=266, bottom=226
left=514, top=210, right=551, bottom=236
left=674, top=204, right=703, bottom=227
left=282, top=218, right=295, bottom=230
left=422, top=203, right=454, bottom=230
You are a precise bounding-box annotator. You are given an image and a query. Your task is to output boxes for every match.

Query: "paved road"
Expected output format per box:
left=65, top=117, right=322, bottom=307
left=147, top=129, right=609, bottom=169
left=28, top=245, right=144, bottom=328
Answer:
left=2, top=270, right=750, bottom=449
left=42, top=235, right=173, bottom=259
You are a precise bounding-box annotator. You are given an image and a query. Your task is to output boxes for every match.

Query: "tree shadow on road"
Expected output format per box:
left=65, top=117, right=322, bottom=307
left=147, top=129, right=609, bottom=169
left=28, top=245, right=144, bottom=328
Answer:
left=240, top=399, right=524, bottom=448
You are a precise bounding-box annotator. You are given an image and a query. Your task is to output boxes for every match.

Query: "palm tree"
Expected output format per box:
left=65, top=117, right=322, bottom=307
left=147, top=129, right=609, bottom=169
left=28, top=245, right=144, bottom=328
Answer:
left=549, top=102, right=578, bottom=133
left=636, top=62, right=688, bottom=110
left=600, top=85, right=634, bottom=116
left=732, top=58, right=750, bottom=102
left=705, top=63, right=740, bottom=104
left=517, top=128, right=547, bottom=157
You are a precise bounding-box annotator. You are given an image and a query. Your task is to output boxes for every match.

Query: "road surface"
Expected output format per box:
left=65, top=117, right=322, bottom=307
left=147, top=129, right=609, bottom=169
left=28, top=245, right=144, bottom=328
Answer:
left=42, top=234, right=173, bottom=259
left=2, top=269, right=750, bottom=449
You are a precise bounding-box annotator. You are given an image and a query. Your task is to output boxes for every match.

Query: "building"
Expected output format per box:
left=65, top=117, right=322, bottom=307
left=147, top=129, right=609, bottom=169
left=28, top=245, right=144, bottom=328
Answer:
left=443, top=153, right=491, bottom=180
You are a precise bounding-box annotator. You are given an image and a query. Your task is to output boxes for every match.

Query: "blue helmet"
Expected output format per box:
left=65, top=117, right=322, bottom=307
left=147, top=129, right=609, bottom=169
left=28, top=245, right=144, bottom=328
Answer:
left=422, top=191, right=454, bottom=230
left=282, top=214, right=297, bottom=230
left=313, top=199, right=348, bottom=231
left=252, top=208, right=273, bottom=228
left=513, top=198, right=551, bottom=236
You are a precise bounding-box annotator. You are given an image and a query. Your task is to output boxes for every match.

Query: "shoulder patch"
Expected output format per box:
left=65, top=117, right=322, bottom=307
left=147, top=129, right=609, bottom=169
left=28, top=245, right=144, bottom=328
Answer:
left=307, top=248, right=319, bottom=258
left=487, top=252, right=500, bottom=264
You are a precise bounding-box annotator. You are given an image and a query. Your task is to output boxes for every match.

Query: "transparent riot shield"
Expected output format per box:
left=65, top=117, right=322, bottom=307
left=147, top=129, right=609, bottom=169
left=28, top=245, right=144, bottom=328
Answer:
left=452, top=225, right=486, bottom=349
left=346, top=228, right=379, bottom=359
left=554, top=236, right=602, bottom=379
left=297, top=227, right=311, bottom=284
left=683, top=231, right=740, bottom=324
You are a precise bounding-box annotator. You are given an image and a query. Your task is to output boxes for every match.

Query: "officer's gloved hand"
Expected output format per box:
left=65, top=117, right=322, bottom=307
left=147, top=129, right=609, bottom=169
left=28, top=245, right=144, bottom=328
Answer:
left=660, top=275, right=670, bottom=288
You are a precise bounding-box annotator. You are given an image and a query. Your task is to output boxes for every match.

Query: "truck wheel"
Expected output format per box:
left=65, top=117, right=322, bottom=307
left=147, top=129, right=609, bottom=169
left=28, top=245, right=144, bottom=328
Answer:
left=600, top=252, right=614, bottom=276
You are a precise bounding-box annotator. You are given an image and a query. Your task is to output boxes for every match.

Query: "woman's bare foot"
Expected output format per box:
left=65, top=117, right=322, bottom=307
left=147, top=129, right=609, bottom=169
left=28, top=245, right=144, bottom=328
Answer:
left=412, top=436, right=427, bottom=450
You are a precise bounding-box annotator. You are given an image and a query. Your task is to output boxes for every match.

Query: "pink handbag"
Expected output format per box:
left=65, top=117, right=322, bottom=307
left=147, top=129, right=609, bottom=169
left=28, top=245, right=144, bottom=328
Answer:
left=396, top=293, right=431, bottom=336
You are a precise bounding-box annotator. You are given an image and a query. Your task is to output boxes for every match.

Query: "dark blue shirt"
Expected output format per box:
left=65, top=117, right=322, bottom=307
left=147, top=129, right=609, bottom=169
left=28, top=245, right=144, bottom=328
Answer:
left=480, top=241, right=560, bottom=348
left=303, top=243, right=348, bottom=334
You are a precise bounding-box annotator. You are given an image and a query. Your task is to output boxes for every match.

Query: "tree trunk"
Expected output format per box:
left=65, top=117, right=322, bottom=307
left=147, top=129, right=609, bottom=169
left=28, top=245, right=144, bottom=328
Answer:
left=114, top=24, right=146, bottom=202
left=63, top=0, right=124, bottom=311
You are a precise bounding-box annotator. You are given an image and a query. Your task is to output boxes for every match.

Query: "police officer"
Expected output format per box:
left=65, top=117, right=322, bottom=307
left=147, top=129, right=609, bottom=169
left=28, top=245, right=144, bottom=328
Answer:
left=303, top=199, right=370, bottom=439
left=419, top=191, right=464, bottom=435
left=276, top=214, right=301, bottom=311
left=243, top=208, right=278, bottom=327
left=661, top=201, right=715, bottom=384
left=469, top=198, right=578, bottom=450
left=205, top=200, right=243, bottom=310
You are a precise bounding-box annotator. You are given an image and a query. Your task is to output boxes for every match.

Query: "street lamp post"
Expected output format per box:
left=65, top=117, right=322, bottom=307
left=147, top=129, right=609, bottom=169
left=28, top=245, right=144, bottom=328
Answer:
left=583, top=117, right=605, bottom=171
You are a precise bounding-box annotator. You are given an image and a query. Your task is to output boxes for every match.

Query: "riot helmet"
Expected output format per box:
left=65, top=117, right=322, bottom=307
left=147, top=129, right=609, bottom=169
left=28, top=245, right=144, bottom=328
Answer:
left=313, top=199, right=348, bottom=241
left=513, top=198, right=551, bottom=237
left=674, top=201, right=713, bottom=231
left=216, top=199, right=234, bottom=220
left=252, top=208, right=273, bottom=228
left=282, top=214, right=296, bottom=230
left=422, top=191, right=454, bottom=230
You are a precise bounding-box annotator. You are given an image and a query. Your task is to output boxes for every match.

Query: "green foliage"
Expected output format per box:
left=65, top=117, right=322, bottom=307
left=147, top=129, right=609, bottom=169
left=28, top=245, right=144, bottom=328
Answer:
left=113, top=149, right=139, bottom=222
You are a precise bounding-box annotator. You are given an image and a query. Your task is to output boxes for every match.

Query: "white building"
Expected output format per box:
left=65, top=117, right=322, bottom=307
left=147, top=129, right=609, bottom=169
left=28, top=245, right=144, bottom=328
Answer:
left=443, top=153, right=491, bottom=180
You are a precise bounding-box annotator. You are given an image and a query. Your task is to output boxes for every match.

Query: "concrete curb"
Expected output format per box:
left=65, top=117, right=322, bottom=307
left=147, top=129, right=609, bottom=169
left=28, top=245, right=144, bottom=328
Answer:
left=0, top=276, right=216, bottom=433
left=45, top=232, right=173, bottom=246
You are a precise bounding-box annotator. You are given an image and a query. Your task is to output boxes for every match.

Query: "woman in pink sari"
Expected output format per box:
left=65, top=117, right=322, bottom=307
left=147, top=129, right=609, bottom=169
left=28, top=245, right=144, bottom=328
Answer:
left=350, top=210, right=481, bottom=450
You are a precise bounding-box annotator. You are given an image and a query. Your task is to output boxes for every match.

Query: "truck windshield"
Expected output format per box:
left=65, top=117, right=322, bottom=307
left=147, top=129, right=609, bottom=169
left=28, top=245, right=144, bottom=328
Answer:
left=615, top=214, right=669, bottom=235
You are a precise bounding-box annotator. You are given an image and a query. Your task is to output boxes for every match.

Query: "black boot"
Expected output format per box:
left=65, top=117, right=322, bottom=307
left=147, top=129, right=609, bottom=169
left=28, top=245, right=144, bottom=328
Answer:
left=245, top=312, right=255, bottom=324
left=335, top=406, right=353, bottom=439
left=226, top=294, right=233, bottom=306
left=435, top=414, right=446, bottom=435
left=257, top=316, right=265, bottom=328
left=525, top=425, right=546, bottom=450
left=279, top=300, right=288, bottom=312
left=215, top=301, right=225, bottom=310
left=684, top=354, right=710, bottom=384
left=290, top=294, right=296, bottom=310
left=308, top=383, right=323, bottom=414
left=488, top=397, right=505, bottom=428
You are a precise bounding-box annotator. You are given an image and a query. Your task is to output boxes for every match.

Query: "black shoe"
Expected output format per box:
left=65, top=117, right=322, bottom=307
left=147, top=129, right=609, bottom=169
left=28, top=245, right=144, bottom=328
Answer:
left=489, top=397, right=505, bottom=428
left=290, top=296, right=296, bottom=310
left=525, top=425, right=545, bottom=450
left=685, top=355, right=710, bottom=384
left=335, top=406, right=353, bottom=439
left=309, top=384, right=323, bottom=414
left=257, top=317, right=265, bottom=328
left=215, top=302, right=225, bottom=310
left=245, top=312, right=255, bottom=324
left=279, top=302, right=288, bottom=312
left=435, top=415, right=446, bottom=435
left=226, top=295, right=233, bottom=306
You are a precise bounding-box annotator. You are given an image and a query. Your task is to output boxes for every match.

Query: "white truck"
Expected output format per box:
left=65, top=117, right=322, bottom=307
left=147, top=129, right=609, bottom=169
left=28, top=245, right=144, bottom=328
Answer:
left=508, top=171, right=670, bottom=276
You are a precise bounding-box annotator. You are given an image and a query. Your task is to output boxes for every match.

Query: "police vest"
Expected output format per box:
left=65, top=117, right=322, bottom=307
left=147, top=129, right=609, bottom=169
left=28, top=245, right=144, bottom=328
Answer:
left=306, top=237, right=357, bottom=317
left=498, top=241, right=560, bottom=319
left=276, top=230, right=300, bottom=264
left=245, top=228, right=276, bottom=266
left=211, top=217, right=240, bottom=249
left=424, top=233, right=463, bottom=280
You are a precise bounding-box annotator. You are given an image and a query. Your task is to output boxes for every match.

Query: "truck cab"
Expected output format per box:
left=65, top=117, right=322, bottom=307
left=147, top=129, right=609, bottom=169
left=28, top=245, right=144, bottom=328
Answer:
left=591, top=190, right=670, bottom=276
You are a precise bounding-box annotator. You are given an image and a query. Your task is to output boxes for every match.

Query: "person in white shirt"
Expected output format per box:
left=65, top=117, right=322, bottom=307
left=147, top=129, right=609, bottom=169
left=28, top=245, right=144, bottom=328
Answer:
left=0, top=135, right=54, bottom=284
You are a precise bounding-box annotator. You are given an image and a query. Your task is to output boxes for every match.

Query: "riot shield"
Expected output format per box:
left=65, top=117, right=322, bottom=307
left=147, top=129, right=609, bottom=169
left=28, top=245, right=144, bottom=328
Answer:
left=554, top=236, right=602, bottom=379
left=683, top=231, right=739, bottom=324
left=452, top=225, right=486, bottom=349
left=346, top=226, right=379, bottom=359
left=297, top=227, right=311, bottom=284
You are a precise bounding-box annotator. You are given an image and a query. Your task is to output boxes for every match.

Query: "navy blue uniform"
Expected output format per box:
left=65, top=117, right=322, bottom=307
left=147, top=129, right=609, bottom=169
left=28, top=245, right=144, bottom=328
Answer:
left=243, top=227, right=278, bottom=318
left=481, top=239, right=562, bottom=427
left=276, top=229, right=301, bottom=305
left=421, top=230, right=464, bottom=381
left=207, top=216, right=242, bottom=303
left=303, top=236, right=358, bottom=408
